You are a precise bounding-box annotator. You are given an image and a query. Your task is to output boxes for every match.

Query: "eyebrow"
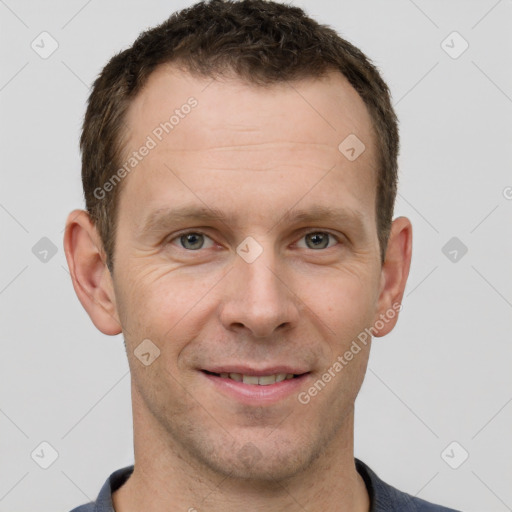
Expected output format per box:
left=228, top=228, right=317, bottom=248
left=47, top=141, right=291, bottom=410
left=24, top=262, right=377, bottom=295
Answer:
left=138, top=204, right=366, bottom=236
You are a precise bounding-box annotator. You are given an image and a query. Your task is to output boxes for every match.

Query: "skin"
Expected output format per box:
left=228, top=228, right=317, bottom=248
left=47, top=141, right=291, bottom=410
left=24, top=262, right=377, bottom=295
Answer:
left=64, top=64, right=412, bottom=512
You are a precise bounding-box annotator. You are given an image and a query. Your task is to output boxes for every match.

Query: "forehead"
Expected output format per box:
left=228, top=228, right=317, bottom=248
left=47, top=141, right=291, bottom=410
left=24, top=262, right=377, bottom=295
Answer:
left=123, top=63, right=376, bottom=156
left=119, top=64, right=378, bottom=227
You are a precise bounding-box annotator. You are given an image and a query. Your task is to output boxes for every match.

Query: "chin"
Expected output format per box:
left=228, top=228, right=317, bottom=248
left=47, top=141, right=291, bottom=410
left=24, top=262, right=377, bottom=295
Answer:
left=239, top=456, right=318, bottom=482
left=191, top=433, right=322, bottom=483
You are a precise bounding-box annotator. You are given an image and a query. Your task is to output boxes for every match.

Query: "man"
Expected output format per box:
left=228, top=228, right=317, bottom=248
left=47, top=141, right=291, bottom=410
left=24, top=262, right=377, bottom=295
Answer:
left=64, top=0, right=460, bottom=510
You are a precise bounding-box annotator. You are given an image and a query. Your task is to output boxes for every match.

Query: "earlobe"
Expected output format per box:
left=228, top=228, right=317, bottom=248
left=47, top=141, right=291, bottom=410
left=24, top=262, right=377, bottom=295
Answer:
left=373, top=216, right=413, bottom=338
left=63, top=209, right=122, bottom=336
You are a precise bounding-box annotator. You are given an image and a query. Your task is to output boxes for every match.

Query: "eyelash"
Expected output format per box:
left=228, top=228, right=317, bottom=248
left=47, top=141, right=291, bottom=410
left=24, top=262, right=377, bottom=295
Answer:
left=167, top=229, right=342, bottom=251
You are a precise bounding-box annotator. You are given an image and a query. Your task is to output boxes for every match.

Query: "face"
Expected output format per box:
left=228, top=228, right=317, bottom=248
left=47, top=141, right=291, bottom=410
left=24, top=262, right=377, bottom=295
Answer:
left=110, top=65, right=386, bottom=481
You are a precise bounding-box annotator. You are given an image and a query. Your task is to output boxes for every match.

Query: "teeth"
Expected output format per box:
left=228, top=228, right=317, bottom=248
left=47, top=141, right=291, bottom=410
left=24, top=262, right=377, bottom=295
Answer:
left=220, top=372, right=295, bottom=385
left=242, top=375, right=259, bottom=385
left=258, top=375, right=276, bottom=386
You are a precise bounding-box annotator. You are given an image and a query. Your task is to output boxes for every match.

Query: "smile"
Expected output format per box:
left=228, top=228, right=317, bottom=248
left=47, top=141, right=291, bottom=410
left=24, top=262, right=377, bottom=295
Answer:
left=203, top=370, right=296, bottom=385
left=201, top=369, right=310, bottom=404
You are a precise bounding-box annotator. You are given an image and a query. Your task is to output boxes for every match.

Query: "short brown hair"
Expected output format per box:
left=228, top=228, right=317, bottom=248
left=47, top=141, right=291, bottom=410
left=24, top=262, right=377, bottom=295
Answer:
left=81, top=0, right=399, bottom=271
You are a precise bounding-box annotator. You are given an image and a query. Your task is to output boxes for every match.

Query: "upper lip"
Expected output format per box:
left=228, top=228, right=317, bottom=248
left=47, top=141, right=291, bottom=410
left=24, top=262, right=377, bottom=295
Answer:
left=202, top=366, right=310, bottom=376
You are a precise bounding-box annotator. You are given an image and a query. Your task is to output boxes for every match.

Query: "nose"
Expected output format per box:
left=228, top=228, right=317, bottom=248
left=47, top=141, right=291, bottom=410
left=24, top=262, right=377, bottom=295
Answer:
left=219, top=245, right=301, bottom=338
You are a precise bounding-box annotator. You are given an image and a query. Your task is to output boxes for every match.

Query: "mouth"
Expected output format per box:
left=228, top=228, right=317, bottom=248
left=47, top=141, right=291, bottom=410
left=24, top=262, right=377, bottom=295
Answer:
left=202, top=370, right=304, bottom=385
left=200, top=368, right=310, bottom=404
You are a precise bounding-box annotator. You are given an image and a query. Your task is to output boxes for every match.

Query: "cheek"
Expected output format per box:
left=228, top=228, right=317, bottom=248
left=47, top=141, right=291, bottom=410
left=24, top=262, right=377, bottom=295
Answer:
left=307, top=274, right=375, bottom=404
left=305, top=267, right=378, bottom=342
left=115, top=265, right=219, bottom=354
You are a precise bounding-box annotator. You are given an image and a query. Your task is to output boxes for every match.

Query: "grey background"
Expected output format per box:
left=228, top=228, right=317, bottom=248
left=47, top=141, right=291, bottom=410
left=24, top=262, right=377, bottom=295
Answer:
left=1, top=0, right=511, bottom=511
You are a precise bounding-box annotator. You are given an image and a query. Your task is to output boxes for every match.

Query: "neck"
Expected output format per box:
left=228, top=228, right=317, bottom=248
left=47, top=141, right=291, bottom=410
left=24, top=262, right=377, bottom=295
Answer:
left=113, top=387, right=370, bottom=512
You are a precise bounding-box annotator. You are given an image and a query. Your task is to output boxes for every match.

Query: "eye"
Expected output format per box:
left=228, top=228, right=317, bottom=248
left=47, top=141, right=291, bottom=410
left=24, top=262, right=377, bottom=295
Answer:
left=170, top=231, right=215, bottom=251
left=168, top=230, right=340, bottom=252
left=296, top=231, right=339, bottom=250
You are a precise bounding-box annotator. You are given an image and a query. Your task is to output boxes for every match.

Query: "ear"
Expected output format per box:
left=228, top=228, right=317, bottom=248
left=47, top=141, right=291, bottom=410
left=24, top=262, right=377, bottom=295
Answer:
left=372, top=216, right=412, bottom=337
left=63, top=209, right=122, bottom=335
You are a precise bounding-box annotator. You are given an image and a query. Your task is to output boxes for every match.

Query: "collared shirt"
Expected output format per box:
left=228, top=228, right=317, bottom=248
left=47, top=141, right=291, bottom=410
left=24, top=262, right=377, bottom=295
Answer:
left=69, top=458, right=461, bottom=511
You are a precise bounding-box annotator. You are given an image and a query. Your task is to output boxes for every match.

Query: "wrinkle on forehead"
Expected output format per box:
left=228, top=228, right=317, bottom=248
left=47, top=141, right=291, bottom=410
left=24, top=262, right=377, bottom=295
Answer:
left=123, top=65, right=375, bottom=157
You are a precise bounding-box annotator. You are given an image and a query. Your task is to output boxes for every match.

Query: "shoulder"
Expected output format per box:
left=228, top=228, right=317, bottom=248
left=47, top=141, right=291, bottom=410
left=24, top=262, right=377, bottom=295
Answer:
left=67, top=465, right=134, bottom=512
left=68, top=505, right=95, bottom=512
left=355, top=458, right=462, bottom=512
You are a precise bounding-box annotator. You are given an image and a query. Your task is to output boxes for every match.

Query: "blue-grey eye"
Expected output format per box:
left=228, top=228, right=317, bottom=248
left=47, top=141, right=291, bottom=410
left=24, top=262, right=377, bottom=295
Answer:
left=179, top=233, right=207, bottom=250
left=301, top=232, right=337, bottom=250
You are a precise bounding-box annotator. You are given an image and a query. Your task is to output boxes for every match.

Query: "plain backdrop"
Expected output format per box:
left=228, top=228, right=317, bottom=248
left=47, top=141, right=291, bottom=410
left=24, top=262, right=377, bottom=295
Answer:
left=1, top=1, right=511, bottom=511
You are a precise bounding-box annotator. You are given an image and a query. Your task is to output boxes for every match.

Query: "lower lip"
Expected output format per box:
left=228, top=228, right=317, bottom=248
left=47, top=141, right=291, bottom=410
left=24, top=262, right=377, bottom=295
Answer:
left=201, top=372, right=310, bottom=405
